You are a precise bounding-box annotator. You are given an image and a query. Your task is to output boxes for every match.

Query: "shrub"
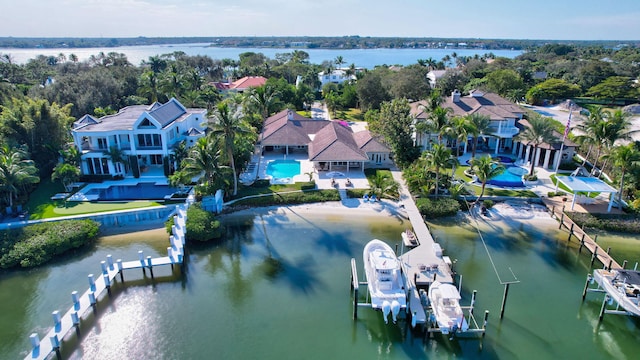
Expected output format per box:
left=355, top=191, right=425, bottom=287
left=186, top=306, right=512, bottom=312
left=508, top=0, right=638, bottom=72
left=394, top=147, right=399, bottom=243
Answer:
left=482, top=200, right=494, bottom=209
left=0, top=220, right=100, bottom=268
left=547, top=191, right=566, bottom=197
left=415, top=197, right=460, bottom=218
left=185, top=203, right=223, bottom=242
left=230, top=190, right=340, bottom=208
left=300, top=181, right=316, bottom=191
left=567, top=212, right=640, bottom=233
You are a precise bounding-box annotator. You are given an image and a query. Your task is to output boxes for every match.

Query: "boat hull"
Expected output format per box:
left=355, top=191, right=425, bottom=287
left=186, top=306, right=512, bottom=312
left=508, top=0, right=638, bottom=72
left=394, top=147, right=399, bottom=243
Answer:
left=593, top=269, right=640, bottom=317
left=428, top=281, right=467, bottom=334
left=363, top=239, right=407, bottom=323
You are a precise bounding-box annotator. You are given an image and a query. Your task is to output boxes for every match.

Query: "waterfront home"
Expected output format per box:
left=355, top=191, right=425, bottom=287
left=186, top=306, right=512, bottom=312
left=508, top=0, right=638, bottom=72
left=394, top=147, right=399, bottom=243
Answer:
left=318, top=69, right=357, bottom=87
left=410, top=90, right=522, bottom=155
left=71, top=98, right=207, bottom=178
left=260, top=110, right=392, bottom=172
left=426, top=69, right=447, bottom=88
left=513, top=118, right=577, bottom=170
left=211, top=76, right=267, bottom=93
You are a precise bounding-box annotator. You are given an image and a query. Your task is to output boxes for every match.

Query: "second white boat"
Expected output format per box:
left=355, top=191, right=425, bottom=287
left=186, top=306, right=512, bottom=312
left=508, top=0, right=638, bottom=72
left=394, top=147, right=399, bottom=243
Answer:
left=363, top=239, right=407, bottom=324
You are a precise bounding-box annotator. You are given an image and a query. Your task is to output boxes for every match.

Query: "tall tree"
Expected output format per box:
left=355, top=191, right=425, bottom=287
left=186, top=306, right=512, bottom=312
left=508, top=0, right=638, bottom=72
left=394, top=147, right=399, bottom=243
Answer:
left=514, top=114, right=557, bottom=176
left=0, top=144, right=39, bottom=208
left=182, top=136, right=226, bottom=189
left=422, top=143, right=457, bottom=196
left=371, top=98, right=420, bottom=167
left=467, top=113, right=492, bottom=159
left=207, top=101, right=251, bottom=196
left=470, top=155, right=504, bottom=203
left=601, top=143, right=640, bottom=206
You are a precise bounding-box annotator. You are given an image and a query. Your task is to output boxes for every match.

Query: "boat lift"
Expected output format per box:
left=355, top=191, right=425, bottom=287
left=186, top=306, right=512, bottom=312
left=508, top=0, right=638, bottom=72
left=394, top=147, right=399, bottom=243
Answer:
left=581, top=266, right=640, bottom=321
left=350, top=258, right=488, bottom=338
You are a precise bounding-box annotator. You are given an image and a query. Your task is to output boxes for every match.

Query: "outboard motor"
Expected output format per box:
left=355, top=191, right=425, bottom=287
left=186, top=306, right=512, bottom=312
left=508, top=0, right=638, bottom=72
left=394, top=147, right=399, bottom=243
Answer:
left=391, top=300, right=401, bottom=324
left=382, top=301, right=391, bottom=324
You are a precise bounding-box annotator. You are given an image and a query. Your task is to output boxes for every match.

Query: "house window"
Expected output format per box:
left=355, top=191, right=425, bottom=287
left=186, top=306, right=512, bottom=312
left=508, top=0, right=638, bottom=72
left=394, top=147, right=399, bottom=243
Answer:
left=137, top=134, right=162, bottom=147
left=138, top=118, right=157, bottom=129
left=87, top=157, right=109, bottom=175
left=150, top=154, right=163, bottom=165
left=97, top=137, right=108, bottom=150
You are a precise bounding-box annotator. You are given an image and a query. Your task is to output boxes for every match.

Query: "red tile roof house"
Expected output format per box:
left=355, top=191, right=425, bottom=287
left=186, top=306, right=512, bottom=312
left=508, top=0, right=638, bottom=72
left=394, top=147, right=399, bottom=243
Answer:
left=260, top=110, right=393, bottom=173
left=211, top=76, right=267, bottom=93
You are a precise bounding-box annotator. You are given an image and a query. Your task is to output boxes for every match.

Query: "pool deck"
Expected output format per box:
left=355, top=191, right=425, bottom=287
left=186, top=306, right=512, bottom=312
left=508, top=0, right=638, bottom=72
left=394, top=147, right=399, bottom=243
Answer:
left=67, top=177, right=169, bottom=201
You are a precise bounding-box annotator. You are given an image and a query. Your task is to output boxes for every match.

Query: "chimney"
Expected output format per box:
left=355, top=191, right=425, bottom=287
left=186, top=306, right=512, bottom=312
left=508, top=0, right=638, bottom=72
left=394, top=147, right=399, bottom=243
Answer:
left=287, top=110, right=294, bottom=120
left=452, top=89, right=461, bottom=102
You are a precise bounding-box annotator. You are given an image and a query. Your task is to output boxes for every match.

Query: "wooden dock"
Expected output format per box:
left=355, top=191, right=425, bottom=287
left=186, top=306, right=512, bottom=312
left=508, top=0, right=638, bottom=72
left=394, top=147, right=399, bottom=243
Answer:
left=543, top=200, right=621, bottom=270
left=24, top=205, right=188, bottom=360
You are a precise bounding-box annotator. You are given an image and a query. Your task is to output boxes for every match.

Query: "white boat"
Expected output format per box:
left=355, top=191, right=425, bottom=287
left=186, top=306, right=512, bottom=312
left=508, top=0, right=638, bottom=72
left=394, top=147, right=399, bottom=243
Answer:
left=401, top=229, right=418, bottom=247
left=428, top=281, right=468, bottom=334
left=363, top=239, right=407, bottom=324
left=593, top=269, right=640, bottom=317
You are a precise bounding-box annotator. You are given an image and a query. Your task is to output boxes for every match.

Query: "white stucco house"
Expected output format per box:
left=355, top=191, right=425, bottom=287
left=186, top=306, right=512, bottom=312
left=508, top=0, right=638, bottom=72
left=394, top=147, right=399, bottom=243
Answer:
left=71, top=98, right=207, bottom=178
left=318, top=69, right=357, bottom=87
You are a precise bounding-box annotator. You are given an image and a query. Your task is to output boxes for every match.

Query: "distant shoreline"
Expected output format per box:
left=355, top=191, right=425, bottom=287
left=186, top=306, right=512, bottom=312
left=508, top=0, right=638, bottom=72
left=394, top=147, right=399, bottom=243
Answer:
left=0, top=36, right=635, bottom=51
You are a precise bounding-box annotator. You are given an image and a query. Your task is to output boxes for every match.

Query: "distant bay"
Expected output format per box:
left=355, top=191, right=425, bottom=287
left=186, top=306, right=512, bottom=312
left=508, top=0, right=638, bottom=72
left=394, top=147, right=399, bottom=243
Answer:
left=2, top=43, right=523, bottom=68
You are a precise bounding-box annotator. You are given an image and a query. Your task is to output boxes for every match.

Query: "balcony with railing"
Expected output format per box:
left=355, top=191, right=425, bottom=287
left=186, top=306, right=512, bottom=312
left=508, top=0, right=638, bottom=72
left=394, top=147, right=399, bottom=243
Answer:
left=489, top=125, right=519, bottom=138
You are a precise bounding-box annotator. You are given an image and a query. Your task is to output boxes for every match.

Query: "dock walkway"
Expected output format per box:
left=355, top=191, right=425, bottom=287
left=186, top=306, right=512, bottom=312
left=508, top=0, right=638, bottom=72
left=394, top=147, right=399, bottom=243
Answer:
left=24, top=206, right=188, bottom=360
left=542, top=199, right=621, bottom=270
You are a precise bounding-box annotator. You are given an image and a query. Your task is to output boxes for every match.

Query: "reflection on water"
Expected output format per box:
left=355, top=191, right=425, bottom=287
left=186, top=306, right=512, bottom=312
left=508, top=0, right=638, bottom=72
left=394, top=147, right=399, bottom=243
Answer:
left=1, top=209, right=640, bottom=359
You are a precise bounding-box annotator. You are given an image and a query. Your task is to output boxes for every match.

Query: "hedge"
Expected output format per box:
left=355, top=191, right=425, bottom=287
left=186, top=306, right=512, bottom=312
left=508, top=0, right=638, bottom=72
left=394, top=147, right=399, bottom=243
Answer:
left=185, top=203, right=223, bottom=242
left=230, top=190, right=340, bottom=208
left=0, top=220, right=100, bottom=268
left=566, top=212, right=640, bottom=234
left=415, top=197, right=460, bottom=218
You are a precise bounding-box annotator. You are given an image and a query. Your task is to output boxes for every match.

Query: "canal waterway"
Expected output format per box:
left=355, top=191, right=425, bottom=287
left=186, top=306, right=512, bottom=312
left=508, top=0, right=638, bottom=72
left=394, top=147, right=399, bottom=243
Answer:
left=1, top=206, right=639, bottom=359
left=2, top=44, right=523, bottom=68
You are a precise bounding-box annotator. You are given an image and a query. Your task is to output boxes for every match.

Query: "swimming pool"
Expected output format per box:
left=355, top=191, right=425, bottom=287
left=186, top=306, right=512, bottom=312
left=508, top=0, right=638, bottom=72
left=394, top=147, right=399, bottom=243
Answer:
left=266, top=160, right=301, bottom=182
left=84, top=182, right=183, bottom=200
left=487, top=166, right=527, bottom=187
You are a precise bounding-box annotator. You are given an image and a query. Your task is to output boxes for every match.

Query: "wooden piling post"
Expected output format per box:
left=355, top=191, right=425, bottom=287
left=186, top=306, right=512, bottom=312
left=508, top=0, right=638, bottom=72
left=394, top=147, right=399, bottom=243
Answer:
left=482, top=311, right=489, bottom=338
left=559, top=213, right=564, bottom=229
left=594, top=235, right=598, bottom=243
left=567, top=223, right=574, bottom=241
left=104, top=274, right=111, bottom=296
left=139, top=250, right=146, bottom=275
left=50, top=334, right=61, bottom=360
left=470, top=290, right=477, bottom=315
left=591, top=247, right=598, bottom=267
left=582, top=274, right=592, bottom=301
left=500, top=283, right=510, bottom=319
left=579, top=233, right=585, bottom=253
left=623, top=260, right=628, bottom=269
left=599, top=295, right=609, bottom=321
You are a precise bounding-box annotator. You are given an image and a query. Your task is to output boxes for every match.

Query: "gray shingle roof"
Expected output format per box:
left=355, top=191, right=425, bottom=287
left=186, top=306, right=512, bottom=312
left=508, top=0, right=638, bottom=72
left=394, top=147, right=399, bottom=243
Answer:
left=148, top=98, right=187, bottom=127
left=309, top=122, right=368, bottom=162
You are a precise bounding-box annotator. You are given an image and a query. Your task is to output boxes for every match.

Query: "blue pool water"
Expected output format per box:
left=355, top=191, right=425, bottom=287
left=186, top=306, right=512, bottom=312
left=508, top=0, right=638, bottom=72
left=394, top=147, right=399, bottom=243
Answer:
left=84, top=182, right=182, bottom=200
left=487, top=166, right=527, bottom=187
left=266, top=160, right=301, bottom=179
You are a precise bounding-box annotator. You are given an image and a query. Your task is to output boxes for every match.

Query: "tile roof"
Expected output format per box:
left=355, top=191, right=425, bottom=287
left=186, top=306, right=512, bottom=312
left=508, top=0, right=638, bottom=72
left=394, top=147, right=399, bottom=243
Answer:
left=73, top=98, right=205, bottom=132
left=309, top=122, right=369, bottom=162
left=353, top=130, right=391, bottom=153
left=410, top=91, right=523, bottom=121
left=231, top=76, right=267, bottom=90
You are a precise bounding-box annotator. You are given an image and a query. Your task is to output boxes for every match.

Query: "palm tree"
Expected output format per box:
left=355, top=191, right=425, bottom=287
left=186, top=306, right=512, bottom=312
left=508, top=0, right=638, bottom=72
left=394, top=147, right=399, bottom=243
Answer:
left=601, top=143, right=640, bottom=206
left=423, top=144, right=457, bottom=196
left=368, top=172, right=399, bottom=200
left=576, top=106, right=606, bottom=171
left=245, top=85, right=278, bottom=123
left=334, top=55, right=345, bottom=69
left=139, top=70, right=160, bottom=103
left=451, top=115, right=471, bottom=157
left=470, top=155, right=504, bottom=203
left=103, top=146, right=127, bottom=176
left=467, top=113, right=492, bottom=159
left=514, top=114, right=557, bottom=176
left=208, top=101, right=251, bottom=196
left=51, top=162, right=80, bottom=192
left=0, top=145, right=40, bottom=208
left=182, top=136, right=226, bottom=189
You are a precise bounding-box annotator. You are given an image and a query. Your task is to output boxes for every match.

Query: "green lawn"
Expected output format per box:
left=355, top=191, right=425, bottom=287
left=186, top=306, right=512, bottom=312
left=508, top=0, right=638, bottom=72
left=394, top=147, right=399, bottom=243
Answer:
left=24, top=178, right=162, bottom=219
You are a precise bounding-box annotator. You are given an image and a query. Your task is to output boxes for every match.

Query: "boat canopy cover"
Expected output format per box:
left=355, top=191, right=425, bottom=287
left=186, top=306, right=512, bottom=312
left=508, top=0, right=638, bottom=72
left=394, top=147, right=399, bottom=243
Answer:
left=370, top=250, right=399, bottom=270
left=437, top=282, right=461, bottom=300
left=618, top=270, right=640, bottom=285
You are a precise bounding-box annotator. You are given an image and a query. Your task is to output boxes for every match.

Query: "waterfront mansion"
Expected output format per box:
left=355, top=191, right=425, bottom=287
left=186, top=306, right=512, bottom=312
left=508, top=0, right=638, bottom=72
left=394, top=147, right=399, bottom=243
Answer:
left=71, top=98, right=207, bottom=178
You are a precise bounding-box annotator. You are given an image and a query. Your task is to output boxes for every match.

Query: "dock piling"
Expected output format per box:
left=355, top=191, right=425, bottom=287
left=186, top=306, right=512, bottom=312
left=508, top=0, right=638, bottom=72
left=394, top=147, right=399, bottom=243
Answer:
left=88, top=274, right=95, bottom=292
left=139, top=251, right=146, bottom=275
left=49, top=335, right=61, bottom=359
left=29, top=333, right=40, bottom=349
left=579, top=234, right=585, bottom=252
left=107, top=255, right=114, bottom=270
left=470, top=290, right=477, bottom=315
left=622, top=260, right=628, bottom=269
left=582, top=274, right=592, bottom=301
left=500, top=283, right=510, bottom=319
left=568, top=223, right=574, bottom=241
left=599, top=295, right=609, bottom=321
left=100, top=260, right=107, bottom=275
left=52, top=311, right=61, bottom=329
left=71, top=291, right=79, bottom=310
left=104, top=274, right=111, bottom=296
left=147, top=256, right=154, bottom=278
left=482, top=311, right=489, bottom=338
left=590, top=247, right=598, bottom=267
left=117, top=259, right=124, bottom=281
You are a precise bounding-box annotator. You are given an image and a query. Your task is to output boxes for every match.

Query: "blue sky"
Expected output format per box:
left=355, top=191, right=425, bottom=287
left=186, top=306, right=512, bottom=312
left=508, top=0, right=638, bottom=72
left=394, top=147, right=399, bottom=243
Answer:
left=0, top=0, right=639, bottom=40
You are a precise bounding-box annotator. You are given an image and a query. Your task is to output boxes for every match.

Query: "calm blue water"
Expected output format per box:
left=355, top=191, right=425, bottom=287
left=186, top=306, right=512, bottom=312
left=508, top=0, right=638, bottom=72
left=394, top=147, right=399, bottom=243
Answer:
left=3, top=44, right=524, bottom=68
left=266, top=160, right=301, bottom=179
left=85, top=182, right=181, bottom=200
left=488, top=166, right=526, bottom=187
left=2, top=208, right=640, bottom=359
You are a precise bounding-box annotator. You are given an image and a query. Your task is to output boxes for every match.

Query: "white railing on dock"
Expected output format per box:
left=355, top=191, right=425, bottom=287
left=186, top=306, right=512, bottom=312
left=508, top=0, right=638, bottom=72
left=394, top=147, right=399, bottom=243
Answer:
left=24, top=204, right=189, bottom=360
